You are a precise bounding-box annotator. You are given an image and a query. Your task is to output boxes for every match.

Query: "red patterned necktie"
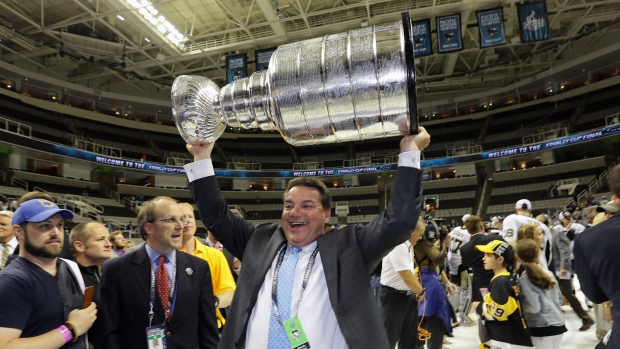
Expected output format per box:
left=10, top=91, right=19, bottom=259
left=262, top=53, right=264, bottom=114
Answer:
left=156, top=255, right=170, bottom=319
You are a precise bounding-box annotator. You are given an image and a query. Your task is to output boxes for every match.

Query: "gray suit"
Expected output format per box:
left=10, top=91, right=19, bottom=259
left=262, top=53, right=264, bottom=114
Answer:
left=190, top=166, right=423, bottom=349
left=551, top=226, right=571, bottom=273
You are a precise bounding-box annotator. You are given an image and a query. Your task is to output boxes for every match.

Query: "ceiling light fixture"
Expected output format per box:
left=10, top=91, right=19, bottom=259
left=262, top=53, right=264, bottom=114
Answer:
left=122, top=0, right=187, bottom=50
left=117, top=15, right=125, bottom=20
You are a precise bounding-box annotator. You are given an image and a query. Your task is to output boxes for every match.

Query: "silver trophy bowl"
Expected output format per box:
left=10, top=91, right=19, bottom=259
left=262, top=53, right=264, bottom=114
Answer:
left=172, top=12, right=418, bottom=146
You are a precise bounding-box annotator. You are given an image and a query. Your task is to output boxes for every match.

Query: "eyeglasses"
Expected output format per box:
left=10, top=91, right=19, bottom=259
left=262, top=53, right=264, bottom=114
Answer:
left=152, top=216, right=189, bottom=225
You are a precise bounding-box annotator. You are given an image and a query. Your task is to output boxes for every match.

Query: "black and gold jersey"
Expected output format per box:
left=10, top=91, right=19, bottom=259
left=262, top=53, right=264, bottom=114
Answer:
left=477, top=272, right=534, bottom=347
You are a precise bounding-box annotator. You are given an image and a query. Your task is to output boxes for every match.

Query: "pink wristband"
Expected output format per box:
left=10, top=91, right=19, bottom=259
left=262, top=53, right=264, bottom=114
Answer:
left=58, top=325, right=73, bottom=343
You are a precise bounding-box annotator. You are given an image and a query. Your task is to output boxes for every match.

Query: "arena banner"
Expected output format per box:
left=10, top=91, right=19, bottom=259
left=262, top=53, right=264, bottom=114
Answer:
left=2, top=124, right=620, bottom=178
left=255, top=48, right=277, bottom=71
left=226, top=54, right=247, bottom=83
left=517, top=1, right=550, bottom=43
left=411, top=19, right=433, bottom=57
left=476, top=7, right=506, bottom=48
left=436, top=14, right=463, bottom=53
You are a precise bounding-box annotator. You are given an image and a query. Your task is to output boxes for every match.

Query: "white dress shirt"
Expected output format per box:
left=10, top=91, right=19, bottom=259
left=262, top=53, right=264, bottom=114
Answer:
left=4, top=236, right=17, bottom=255
left=246, top=241, right=347, bottom=349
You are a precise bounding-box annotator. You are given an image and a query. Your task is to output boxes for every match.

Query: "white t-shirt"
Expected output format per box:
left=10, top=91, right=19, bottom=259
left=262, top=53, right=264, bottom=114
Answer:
left=448, top=227, right=471, bottom=275
left=380, top=241, right=414, bottom=291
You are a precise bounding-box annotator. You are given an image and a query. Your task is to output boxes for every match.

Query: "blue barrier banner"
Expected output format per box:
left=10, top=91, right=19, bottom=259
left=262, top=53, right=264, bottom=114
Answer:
left=436, top=14, right=463, bottom=53
left=411, top=19, right=433, bottom=57
left=255, top=48, right=276, bottom=71
left=477, top=7, right=506, bottom=48
left=517, top=1, right=550, bottom=43
left=3, top=124, right=620, bottom=178
left=226, top=54, right=247, bottom=83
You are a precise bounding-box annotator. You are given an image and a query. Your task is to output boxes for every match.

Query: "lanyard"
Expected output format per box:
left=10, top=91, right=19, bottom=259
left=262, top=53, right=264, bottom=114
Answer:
left=149, top=261, right=178, bottom=326
left=271, top=245, right=319, bottom=323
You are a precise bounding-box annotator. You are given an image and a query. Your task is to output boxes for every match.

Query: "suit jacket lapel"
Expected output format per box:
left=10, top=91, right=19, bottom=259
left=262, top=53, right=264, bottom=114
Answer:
left=131, top=246, right=152, bottom=301
left=249, top=228, right=286, bottom=305
left=170, top=252, right=191, bottom=326
left=317, top=234, right=338, bottom=311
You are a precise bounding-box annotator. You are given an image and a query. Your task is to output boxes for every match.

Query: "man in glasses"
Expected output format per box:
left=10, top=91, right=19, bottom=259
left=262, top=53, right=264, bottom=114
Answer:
left=95, top=196, right=219, bottom=349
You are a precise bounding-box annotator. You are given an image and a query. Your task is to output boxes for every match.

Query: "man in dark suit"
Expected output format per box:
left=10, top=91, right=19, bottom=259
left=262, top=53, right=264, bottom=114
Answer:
left=96, top=196, right=219, bottom=349
left=184, top=127, right=429, bottom=349
left=574, top=164, right=620, bottom=347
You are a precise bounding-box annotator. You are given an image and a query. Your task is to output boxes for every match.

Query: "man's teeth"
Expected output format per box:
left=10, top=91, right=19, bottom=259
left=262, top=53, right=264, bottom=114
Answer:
left=291, top=222, right=307, bottom=227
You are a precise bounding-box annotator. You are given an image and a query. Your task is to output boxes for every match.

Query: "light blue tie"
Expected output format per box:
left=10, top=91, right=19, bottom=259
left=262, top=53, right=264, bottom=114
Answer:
left=267, top=246, right=301, bottom=348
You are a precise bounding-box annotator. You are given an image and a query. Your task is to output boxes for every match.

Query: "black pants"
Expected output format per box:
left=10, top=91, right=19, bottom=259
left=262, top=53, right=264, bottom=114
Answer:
left=557, top=279, right=591, bottom=322
left=380, top=286, right=419, bottom=349
left=415, top=316, right=445, bottom=349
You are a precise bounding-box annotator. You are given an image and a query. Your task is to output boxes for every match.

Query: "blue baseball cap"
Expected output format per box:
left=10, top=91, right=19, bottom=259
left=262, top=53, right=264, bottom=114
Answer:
left=12, top=199, right=74, bottom=225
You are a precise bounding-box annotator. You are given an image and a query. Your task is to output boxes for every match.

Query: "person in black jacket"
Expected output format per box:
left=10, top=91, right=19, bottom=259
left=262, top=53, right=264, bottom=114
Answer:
left=70, top=222, right=113, bottom=348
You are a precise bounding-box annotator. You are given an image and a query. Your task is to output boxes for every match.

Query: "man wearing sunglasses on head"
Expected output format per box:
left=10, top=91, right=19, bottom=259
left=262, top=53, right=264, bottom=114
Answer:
left=95, top=196, right=219, bottom=349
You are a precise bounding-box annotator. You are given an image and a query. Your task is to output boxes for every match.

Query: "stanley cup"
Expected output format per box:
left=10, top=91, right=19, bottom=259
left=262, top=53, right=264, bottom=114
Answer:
left=172, top=12, right=418, bottom=146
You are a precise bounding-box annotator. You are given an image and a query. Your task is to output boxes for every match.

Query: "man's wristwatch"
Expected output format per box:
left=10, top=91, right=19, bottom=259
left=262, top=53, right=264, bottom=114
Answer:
left=417, top=288, right=426, bottom=297
left=214, top=296, right=220, bottom=308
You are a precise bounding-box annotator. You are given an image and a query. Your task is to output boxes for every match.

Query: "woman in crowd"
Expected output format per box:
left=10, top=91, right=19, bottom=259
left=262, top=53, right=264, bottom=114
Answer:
left=515, top=239, right=566, bottom=349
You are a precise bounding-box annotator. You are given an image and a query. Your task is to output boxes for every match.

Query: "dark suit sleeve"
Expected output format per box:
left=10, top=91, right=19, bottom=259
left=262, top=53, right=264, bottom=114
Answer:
left=574, top=232, right=608, bottom=303
left=190, top=176, right=259, bottom=260
left=354, top=166, right=423, bottom=272
left=198, top=260, right=220, bottom=349
left=96, top=260, right=122, bottom=348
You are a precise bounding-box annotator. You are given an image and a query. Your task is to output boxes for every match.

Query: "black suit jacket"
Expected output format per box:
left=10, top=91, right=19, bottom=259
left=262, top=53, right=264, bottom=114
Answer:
left=574, top=211, right=620, bottom=347
left=190, top=166, right=422, bottom=349
left=96, top=245, right=219, bottom=349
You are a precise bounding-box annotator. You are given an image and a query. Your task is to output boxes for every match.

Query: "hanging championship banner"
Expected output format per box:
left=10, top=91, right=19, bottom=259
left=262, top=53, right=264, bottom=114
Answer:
left=476, top=7, right=506, bottom=48
left=226, top=54, right=247, bottom=83
left=255, top=48, right=276, bottom=72
left=411, top=19, right=433, bottom=57
left=436, top=14, right=463, bottom=53
left=517, top=1, right=550, bottom=43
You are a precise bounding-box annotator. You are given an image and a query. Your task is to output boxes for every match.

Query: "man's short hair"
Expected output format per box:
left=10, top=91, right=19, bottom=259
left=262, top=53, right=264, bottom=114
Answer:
left=608, top=164, right=620, bottom=199
left=284, top=177, right=331, bottom=210
left=464, top=215, right=483, bottom=235
left=16, top=191, right=55, bottom=207
left=0, top=210, right=13, bottom=218
left=109, top=230, right=124, bottom=242
left=137, top=196, right=178, bottom=240
left=70, top=222, right=97, bottom=254
left=178, top=202, right=194, bottom=212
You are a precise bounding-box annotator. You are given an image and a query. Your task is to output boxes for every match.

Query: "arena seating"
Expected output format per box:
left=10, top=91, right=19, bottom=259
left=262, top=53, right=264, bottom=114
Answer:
left=486, top=157, right=607, bottom=216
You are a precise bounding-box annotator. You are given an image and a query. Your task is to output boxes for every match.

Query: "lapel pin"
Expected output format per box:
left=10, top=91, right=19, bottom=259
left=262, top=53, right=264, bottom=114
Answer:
left=186, top=268, right=193, bottom=275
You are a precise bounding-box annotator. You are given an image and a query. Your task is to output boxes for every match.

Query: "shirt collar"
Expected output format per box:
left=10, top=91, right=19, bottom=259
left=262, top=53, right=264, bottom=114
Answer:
left=6, top=236, right=17, bottom=248
left=289, top=240, right=317, bottom=253
left=206, top=237, right=220, bottom=247
left=404, top=240, right=412, bottom=252
left=192, top=237, right=208, bottom=255
left=76, top=262, right=99, bottom=276
left=145, top=243, right=177, bottom=265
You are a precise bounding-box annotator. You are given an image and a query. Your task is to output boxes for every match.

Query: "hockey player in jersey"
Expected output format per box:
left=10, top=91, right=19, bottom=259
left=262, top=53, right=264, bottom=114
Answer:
left=502, top=199, right=553, bottom=273
left=448, top=214, right=472, bottom=284
left=476, top=240, right=534, bottom=349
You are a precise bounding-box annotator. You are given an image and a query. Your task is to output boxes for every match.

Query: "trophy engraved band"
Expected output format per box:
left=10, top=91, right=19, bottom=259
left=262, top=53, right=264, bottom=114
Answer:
left=172, top=12, right=418, bottom=146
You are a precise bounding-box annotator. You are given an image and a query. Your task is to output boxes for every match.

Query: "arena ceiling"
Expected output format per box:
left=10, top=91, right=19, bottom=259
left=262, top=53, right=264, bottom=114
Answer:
left=0, top=0, right=619, bottom=97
